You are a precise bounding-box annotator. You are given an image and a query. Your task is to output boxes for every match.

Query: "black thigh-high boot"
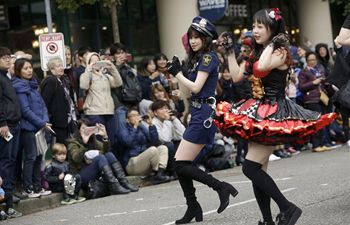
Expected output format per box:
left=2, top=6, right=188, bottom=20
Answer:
left=175, top=160, right=238, bottom=214
left=101, top=165, right=130, bottom=195
left=110, top=160, right=139, bottom=192
left=242, top=159, right=302, bottom=225
left=175, top=167, right=203, bottom=224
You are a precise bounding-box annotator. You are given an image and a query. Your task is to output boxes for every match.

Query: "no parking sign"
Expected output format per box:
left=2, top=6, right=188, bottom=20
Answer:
left=39, top=33, right=66, bottom=71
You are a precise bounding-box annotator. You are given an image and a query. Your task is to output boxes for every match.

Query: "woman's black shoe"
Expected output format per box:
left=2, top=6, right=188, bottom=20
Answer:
left=216, top=181, right=238, bottom=213
left=175, top=201, right=203, bottom=224
left=276, top=204, right=302, bottom=225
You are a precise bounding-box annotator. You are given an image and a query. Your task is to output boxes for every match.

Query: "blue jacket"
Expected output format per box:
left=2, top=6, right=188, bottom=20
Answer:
left=12, top=77, right=49, bottom=131
left=117, top=122, right=159, bottom=166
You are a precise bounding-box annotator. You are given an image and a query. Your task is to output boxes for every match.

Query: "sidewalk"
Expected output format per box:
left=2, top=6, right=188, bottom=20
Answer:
left=0, top=176, right=146, bottom=215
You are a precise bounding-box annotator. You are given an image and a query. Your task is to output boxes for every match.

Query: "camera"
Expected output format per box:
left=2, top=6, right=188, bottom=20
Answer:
left=169, top=110, right=177, bottom=116
left=142, top=115, right=150, bottom=120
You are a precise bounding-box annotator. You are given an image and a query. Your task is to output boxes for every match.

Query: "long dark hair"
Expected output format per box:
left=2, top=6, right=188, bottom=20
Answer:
left=251, top=9, right=287, bottom=60
left=187, top=27, right=214, bottom=69
left=247, top=8, right=292, bottom=70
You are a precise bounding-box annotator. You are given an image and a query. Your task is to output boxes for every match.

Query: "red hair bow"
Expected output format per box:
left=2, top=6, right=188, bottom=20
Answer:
left=268, top=8, right=282, bottom=21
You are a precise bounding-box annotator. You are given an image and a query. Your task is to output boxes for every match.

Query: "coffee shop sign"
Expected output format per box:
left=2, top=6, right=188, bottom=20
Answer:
left=225, top=4, right=248, bottom=17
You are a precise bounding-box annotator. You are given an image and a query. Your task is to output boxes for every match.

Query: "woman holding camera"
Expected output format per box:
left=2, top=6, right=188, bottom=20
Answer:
left=66, top=118, right=138, bottom=197
left=80, top=52, right=122, bottom=147
left=166, top=16, right=238, bottom=224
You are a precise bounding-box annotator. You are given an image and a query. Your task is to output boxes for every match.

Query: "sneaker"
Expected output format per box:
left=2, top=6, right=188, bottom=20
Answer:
left=74, top=196, right=86, bottom=203
left=324, top=143, right=341, bottom=149
left=22, top=189, right=41, bottom=198
left=6, top=208, right=22, bottom=218
left=13, top=192, right=28, bottom=200
left=0, top=210, right=7, bottom=220
left=285, top=147, right=300, bottom=156
left=312, top=146, right=327, bottom=152
left=61, top=197, right=77, bottom=205
left=269, top=154, right=281, bottom=161
left=276, top=204, right=302, bottom=225
left=37, top=188, right=52, bottom=196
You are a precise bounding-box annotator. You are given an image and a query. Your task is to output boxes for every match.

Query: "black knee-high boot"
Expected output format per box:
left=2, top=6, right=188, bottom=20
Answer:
left=101, top=165, right=130, bottom=195
left=175, top=161, right=238, bottom=214
left=110, top=161, right=139, bottom=192
left=175, top=168, right=203, bottom=224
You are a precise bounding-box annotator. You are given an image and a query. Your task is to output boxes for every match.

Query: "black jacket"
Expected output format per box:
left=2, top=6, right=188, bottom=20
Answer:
left=40, top=74, right=70, bottom=128
left=44, top=159, right=70, bottom=191
left=0, top=70, right=21, bottom=127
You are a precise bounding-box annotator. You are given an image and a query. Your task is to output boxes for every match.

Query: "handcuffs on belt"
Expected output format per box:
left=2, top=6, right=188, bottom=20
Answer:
left=190, top=97, right=217, bottom=129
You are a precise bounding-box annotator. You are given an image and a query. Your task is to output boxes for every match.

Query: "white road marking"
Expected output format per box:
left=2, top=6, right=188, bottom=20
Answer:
left=160, top=187, right=297, bottom=225
left=94, top=212, right=127, bottom=218
left=132, top=209, right=148, bottom=213
left=136, top=198, right=144, bottom=201
left=321, top=183, right=328, bottom=186
left=159, top=205, right=185, bottom=210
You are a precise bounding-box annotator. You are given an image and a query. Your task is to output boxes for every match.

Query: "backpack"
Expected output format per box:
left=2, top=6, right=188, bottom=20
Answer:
left=114, top=66, right=142, bottom=104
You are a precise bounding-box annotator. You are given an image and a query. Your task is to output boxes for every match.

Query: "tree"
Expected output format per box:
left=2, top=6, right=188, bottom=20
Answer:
left=55, top=0, right=122, bottom=42
left=329, top=0, right=350, bottom=16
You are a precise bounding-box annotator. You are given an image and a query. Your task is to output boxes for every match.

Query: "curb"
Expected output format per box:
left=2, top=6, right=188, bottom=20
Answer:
left=1, top=176, right=147, bottom=215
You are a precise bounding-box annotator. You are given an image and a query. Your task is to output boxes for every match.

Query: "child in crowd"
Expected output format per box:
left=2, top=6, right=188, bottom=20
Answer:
left=44, top=143, right=86, bottom=205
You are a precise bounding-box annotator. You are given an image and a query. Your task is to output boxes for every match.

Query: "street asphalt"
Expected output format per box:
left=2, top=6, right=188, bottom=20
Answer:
left=2, top=145, right=350, bottom=225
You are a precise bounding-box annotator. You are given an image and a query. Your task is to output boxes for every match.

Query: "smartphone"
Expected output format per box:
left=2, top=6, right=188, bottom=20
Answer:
left=95, top=61, right=108, bottom=68
left=84, top=126, right=98, bottom=135
left=4, top=132, right=13, bottom=142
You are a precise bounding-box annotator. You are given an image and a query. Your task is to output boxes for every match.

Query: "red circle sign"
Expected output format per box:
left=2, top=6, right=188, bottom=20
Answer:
left=46, top=42, right=58, bottom=54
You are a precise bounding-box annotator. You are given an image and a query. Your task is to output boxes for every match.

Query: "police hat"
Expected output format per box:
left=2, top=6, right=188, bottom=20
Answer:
left=191, top=16, right=218, bottom=39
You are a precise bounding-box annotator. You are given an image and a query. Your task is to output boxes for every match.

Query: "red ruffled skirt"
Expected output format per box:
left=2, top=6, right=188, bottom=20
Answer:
left=214, top=98, right=337, bottom=145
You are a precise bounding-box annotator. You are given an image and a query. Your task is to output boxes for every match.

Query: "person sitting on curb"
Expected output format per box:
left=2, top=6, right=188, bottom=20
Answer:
left=45, top=143, right=86, bottom=205
left=116, top=108, right=170, bottom=184
left=66, top=119, right=138, bottom=197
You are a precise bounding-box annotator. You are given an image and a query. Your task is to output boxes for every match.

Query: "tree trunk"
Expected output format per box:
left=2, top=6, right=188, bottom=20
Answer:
left=110, top=0, right=120, bottom=43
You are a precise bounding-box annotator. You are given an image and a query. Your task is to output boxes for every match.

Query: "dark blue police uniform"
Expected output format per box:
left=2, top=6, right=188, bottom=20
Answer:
left=183, top=51, right=219, bottom=144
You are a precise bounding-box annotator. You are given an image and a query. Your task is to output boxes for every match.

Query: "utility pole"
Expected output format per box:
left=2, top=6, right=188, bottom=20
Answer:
left=44, top=0, right=53, bottom=33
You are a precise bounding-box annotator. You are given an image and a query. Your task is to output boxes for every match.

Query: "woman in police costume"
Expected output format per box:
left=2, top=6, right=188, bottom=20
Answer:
left=167, top=16, right=238, bottom=224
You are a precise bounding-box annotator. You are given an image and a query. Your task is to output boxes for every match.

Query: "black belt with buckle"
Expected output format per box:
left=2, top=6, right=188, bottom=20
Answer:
left=192, top=97, right=216, bottom=104
left=191, top=97, right=216, bottom=109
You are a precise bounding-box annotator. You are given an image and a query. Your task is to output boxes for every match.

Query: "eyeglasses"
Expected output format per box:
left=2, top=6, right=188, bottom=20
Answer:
left=0, top=55, right=11, bottom=61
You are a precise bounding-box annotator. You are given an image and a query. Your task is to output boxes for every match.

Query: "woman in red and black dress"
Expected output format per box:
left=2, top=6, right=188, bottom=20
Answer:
left=215, top=8, right=336, bottom=225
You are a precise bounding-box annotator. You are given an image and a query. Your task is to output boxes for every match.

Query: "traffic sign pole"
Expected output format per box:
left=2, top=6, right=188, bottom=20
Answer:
left=44, top=0, right=53, bottom=33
